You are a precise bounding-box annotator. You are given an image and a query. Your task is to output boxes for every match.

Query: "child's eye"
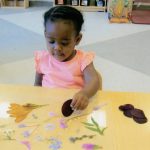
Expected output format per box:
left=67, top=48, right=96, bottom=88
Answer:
left=49, top=41, right=55, bottom=44
left=61, top=42, right=69, bottom=46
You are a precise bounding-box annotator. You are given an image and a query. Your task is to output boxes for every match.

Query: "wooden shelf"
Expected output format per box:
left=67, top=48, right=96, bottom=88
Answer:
left=54, top=0, right=107, bottom=12
left=0, top=0, right=29, bottom=8
left=71, top=5, right=106, bottom=11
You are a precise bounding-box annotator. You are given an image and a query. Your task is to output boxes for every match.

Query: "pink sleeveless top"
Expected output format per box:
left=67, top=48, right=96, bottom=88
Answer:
left=34, top=50, right=94, bottom=88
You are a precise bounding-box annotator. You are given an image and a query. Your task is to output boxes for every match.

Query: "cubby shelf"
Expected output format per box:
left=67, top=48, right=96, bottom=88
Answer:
left=54, top=0, right=107, bottom=12
left=0, top=0, right=29, bottom=8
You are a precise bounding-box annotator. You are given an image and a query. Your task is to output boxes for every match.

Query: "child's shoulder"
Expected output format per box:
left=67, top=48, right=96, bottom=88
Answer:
left=34, top=50, right=49, bottom=60
left=76, top=50, right=95, bottom=71
left=76, top=49, right=95, bottom=59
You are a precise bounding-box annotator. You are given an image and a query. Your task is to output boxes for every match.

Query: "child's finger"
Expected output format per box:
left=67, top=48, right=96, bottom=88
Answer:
left=73, top=98, right=82, bottom=110
left=74, top=103, right=80, bottom=110
left=76, top=104, right=83, bottom=110
left=71, top=98, right=77, bottom=107
left=77, top=102, right=84, bottom=110
left=78, top=99, right=88, bottom=110
left=77, top=101, right=86, bottom=110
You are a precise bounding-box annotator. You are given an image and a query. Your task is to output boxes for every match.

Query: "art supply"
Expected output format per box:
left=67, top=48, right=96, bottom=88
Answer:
left=119, top=104, right=148, bottom=124
left=61, top=99, right=74, bottom=117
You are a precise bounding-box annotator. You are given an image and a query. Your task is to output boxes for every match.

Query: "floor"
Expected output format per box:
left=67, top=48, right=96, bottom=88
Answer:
left=0, top=7, right=150, bottom=92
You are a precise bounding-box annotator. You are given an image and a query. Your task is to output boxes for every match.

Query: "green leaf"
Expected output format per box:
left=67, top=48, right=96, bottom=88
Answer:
left=101, top=127, right=107, bottom=134
left=94, top=145, right=103, bottom=149
left=91, top=117, right=99, bottom=128
left=97, top=127, right=107, bottom=135
left=85, top=126, right=99, bottom=133
left=97, top=129, right=103, bottom=135
left=82, top=122, right=94, bottom=126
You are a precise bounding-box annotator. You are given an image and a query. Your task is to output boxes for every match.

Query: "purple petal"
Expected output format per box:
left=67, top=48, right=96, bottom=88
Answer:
left=45, top=123, right=55, bottom=131
left=49, top=138, right=62, bottom=150
left=18, top=124, right=27, bottom=128
left=82, top=143, right=94, bottom=150
left=20, top=141, right=31, bottom=150
left=59, top=118, right=67, bottom=129
left=23, top=131, right=30, bottom=137
left=49, top=112, right=57, bottom=117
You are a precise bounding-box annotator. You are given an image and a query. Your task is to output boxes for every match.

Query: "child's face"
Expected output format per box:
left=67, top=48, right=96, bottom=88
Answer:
left=45, top=20, right=82, bottom=62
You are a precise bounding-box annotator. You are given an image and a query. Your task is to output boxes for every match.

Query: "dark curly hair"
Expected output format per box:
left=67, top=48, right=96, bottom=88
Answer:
left=44, top=6, right=84, bottom=35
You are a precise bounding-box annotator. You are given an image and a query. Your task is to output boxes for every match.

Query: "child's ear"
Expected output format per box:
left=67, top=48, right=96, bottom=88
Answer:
left=75, top=33, right=82, bottom=45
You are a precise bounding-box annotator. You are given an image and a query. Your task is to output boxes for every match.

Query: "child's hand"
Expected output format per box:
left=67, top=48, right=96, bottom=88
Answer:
left=71, top=91, right=89, bottom=110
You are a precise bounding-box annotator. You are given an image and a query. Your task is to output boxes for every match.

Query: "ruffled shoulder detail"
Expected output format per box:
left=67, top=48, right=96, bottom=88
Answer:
left=34, top=50, right=49, bottom=73
left=77, top=50, right=95, bottom=71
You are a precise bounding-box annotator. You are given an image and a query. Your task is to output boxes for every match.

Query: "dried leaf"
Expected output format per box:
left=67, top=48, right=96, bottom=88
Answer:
left=91, top=117, right=99, bottom=128
left=7, top=103, right=48, bottom=123
left=85, top=126, right=98, bottom=133
left=82, top=122, right=94, bottom=126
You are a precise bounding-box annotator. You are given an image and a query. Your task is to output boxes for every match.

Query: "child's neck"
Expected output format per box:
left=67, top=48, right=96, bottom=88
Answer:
left=63, top=50, right=76, bottom=62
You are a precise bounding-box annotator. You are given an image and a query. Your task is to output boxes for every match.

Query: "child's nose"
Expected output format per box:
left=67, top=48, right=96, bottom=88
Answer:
left=54, top=43, right=62, bottom=51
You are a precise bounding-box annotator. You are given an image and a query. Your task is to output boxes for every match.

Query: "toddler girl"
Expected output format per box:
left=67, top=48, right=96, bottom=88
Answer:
left=34, top=6, right=102, bottom=110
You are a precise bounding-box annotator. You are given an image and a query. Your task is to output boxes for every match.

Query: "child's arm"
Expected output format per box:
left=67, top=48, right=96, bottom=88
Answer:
left=71, top=62, right=102, bottom=110
left=34, top=72, right=43, bottom=86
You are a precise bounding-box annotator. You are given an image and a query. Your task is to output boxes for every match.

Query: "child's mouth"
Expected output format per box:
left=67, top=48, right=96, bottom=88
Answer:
left=53, top=53, right=64, bottom=57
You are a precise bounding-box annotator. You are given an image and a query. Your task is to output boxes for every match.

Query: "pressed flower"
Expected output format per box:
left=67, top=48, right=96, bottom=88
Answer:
left=69, top=135, right=96, bottom=143
left=59, top=118, right=67, bottom=129
left=45, top=123, right=55, bottom=131
left=3, top=129, right=15, bottom=140
left=82, top=143, right=94, bottom=150
left=49, top=138, right=62, bottom=150
left=35, top=135, right=44, bottom=142
left=23, top=131, right=31, bottom=138
left=32, top=113, right=38, bottom=119
left=20, top=141, right=31, bottom=150
left=7, top=103, right=48, bottom=123
left=18, top=124, right=27, bottom=128
left=49, top=112, right=57, bottom=117
left=82, top=143, right=102, bottom=150
left=69, top=137, right=76, bottom=143
left=83, top=117, right=107, bottom=135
